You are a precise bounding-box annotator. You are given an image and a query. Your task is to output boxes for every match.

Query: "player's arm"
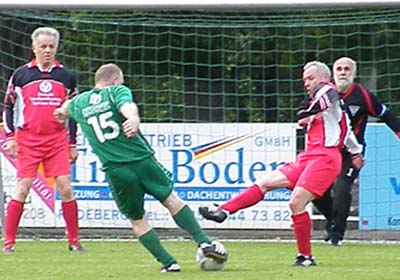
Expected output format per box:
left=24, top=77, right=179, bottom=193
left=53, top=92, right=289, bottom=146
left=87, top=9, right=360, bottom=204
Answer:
left=120, top=102, right=140, bottom=138
left=53, top=100, right=72, bottom=123
left=381, top=111, right=400, bottom=139
left=296, top=97, right=312, bottom=127
left=346, top=134, right=365, bottom=170
left=54, top=99, right=76, bottom=166
left=297, top=84, right=339, bottom=125
left=375, top=103, right=400, bottom=139
left=2, top=74, right=18, bottom=158
left=66, top=77, right=78, bottom=150
left=364, top=89, right=400, bottom=139
left=343, top=112, right=365, bottom=170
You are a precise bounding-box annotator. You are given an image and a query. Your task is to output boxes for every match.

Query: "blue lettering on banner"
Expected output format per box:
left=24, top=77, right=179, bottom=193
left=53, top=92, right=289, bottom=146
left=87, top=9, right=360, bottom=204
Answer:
left=388, top=216, right=400, bottom=226
left=57, top=208, right=127, bottom=221
left=172, top=187, right=290, bottom=202
left=145, top=211, right=170, bottom=221
left=55, top=186, right=113, bottom=201
left=171, top=147, right=285, bottom=184
left=254, top=136, right=291, bottom=147
left=143, top=133, right=192, bottom=147
left=63, top=186, right=291, bottom=202
left=390, top=177, right=400, bottom=195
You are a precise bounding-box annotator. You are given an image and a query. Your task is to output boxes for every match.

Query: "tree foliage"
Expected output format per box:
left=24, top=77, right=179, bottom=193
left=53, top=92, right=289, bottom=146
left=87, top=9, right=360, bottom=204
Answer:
left=1, top=9, right=399, bottom=123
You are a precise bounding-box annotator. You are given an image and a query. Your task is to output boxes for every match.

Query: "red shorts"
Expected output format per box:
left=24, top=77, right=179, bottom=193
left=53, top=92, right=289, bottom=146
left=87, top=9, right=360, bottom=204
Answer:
left=16, top=129, right=71, bottom=178
left=278, top=148, right=342, bottom=198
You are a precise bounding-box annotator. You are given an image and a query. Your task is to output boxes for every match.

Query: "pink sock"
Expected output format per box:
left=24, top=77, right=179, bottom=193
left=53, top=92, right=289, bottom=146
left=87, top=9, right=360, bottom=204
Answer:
left=292, top=211, right=312, bottom=257
left=221, top=184, right=265, bottom=214
left=4, top=200, right=24, bottom=246
left=62, top=200, right=80, bottom=244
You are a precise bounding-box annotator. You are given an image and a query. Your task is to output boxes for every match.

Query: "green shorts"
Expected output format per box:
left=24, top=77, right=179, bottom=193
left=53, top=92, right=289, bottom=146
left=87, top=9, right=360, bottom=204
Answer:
left=104, top=156, right=174, bottom=220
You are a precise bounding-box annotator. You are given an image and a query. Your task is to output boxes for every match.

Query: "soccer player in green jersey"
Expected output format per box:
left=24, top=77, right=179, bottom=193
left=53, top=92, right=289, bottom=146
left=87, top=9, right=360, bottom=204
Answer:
left=54, top=63, right=228, bottom=273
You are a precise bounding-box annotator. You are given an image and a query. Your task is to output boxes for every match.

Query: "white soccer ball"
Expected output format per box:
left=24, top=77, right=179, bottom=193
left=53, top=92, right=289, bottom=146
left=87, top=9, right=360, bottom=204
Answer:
left=195, top=241, right=227, bottom=271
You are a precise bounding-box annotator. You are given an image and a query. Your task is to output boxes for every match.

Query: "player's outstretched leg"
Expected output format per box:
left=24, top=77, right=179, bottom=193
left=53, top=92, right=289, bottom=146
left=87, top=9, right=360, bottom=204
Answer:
left=199, top=204, right=228, bottom=223
left=200, top=184, right=265, bottom=223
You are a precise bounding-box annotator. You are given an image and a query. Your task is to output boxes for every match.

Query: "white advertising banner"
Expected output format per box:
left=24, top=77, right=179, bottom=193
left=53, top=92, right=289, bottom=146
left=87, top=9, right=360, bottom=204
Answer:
left=1, top=123, right=297, bottom=229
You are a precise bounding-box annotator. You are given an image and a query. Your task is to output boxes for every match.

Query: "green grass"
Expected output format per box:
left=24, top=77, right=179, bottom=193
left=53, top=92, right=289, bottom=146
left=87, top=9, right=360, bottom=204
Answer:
left=1, top=240, right=399, bottom=280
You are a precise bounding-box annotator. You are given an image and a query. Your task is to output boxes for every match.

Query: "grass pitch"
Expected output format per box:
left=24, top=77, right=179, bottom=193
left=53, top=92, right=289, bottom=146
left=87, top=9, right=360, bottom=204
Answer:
left=0, top=240, right=398, bottom=280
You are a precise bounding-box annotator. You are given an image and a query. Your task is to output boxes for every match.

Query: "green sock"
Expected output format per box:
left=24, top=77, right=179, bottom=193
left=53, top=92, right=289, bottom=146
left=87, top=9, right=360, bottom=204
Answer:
left=173, top=205, right=211, bottom=245
left=138, top=229, right=176, bottom=266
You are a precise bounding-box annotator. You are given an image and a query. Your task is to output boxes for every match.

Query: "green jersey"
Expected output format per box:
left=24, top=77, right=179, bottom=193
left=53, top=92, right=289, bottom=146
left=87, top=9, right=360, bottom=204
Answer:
left=68, top=85, right=153, bottom=166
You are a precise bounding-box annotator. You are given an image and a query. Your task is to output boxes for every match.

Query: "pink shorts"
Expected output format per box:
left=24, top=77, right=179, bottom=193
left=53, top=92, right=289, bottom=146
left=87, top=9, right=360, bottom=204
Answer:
left=279, top=148, right=342, bottom=198
left=16, top=130, right=71, bottom=178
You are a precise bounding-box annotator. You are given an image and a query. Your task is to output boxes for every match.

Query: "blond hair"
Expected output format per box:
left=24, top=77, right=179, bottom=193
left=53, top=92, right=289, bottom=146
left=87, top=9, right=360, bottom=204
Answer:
left=95, top=63, right=123, bottom=84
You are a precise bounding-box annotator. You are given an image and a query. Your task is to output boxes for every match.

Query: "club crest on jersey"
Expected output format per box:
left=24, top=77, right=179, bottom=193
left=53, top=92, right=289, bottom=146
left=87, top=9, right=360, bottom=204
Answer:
left=39, top=80, right=53, bottom=94
left=348, top=105, right=360, bottom=116
left=89, top=93, right=102, bottom=105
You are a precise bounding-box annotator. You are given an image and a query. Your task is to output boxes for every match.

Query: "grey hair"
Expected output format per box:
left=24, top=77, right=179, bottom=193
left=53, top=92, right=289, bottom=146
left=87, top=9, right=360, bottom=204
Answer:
left=303, top=61, right=332, bottom=80
left=31, top=27, right=60, bottom=48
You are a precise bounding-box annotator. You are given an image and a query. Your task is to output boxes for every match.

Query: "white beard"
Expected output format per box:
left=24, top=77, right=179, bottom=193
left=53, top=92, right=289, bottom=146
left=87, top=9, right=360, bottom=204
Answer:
left=335, top=78, right=353, bottom=92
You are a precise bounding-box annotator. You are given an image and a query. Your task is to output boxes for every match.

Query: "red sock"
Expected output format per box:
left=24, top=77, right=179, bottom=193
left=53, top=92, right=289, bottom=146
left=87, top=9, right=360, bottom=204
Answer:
left=221, top=184, right=265, bottom=214
left=4, top=200, right=24, bottom=246
left=292, top=211, right=312, bottom=257
left=62, top=200, right=80, bottom=244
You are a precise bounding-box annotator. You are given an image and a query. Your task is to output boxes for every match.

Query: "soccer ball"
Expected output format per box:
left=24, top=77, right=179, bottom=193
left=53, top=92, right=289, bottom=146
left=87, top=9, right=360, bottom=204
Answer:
left=195, top=241, right=227, bottom=271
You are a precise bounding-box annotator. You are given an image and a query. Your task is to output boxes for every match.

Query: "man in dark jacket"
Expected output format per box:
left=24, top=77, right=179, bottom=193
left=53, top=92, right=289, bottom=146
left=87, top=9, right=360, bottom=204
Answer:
left=314, top=56, right=400, bottom=246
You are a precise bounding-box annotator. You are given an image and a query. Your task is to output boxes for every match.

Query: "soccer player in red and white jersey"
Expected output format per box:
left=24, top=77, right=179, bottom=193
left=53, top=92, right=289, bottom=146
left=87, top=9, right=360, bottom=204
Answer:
left=199, top=61, right=364, bottom=267
left=2, top=27, right=83, bottom=253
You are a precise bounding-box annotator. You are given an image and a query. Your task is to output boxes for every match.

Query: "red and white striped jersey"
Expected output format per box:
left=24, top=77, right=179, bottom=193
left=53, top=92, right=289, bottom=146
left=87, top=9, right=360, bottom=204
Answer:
left=298, top=83, right=362, bottom=155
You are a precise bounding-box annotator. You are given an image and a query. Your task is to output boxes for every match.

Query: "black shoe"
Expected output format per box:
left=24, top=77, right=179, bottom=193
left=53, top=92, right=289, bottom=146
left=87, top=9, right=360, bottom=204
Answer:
left=323, top=231, right=330, bottom=242
left=199, top=204, right=228, bottom=223
left=329, top=230, right=343, bottom=246
left=200, top=241, right=228, bottom=262
left=160, top=263, right=181, bottom=273
left=292, top=254, right=317, bottom=267
left=330, top=238, right=343, bottom=246
left=323, top=220, right=333, bottom=242
left=69, top=243, right=85, bottom=252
